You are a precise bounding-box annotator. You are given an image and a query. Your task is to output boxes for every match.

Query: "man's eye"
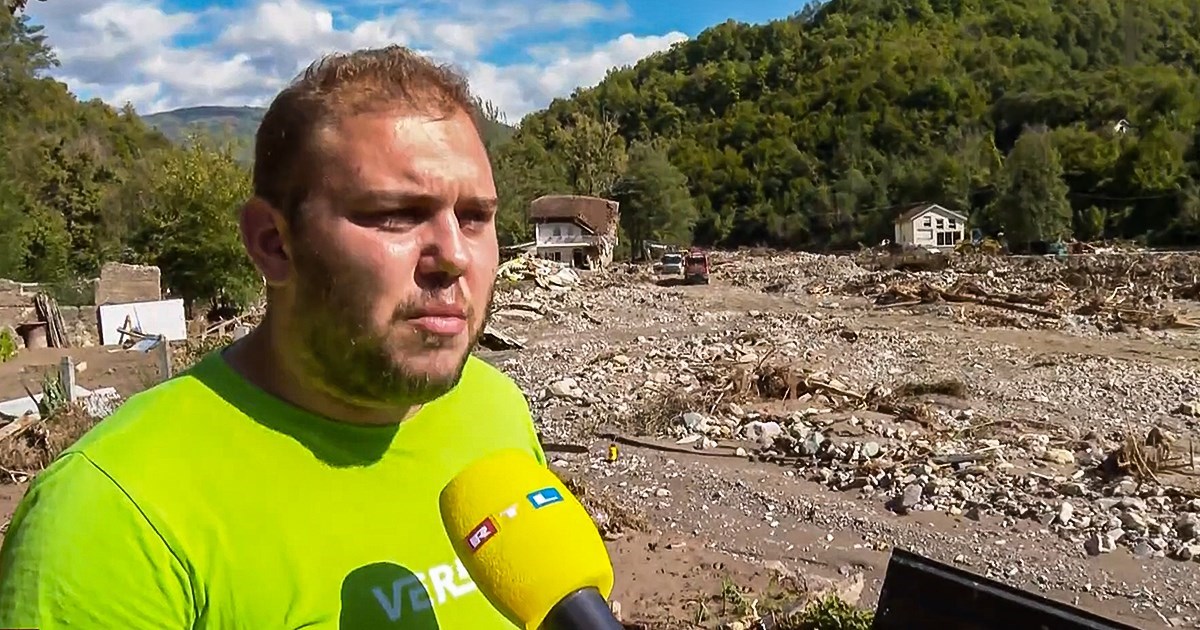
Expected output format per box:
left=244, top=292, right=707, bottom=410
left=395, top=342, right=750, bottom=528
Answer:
left=458, top=210, right=492, bottom=228
left=372, top=209, right=423, bottom=229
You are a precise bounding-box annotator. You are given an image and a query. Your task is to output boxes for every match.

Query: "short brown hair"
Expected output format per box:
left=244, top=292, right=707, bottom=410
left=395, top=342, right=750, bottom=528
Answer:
left=253, top=45, right=480, bottom=221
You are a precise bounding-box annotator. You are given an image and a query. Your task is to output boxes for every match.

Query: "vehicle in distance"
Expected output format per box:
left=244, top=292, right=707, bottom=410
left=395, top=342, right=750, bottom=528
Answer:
left=659, top=252, right=684, bottom=275
left=684, top=249, right=709, bottom=285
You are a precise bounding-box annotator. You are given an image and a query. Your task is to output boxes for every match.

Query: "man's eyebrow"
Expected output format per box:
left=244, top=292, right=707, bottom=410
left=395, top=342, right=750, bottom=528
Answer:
left=351, top=190, right=497, bottom=210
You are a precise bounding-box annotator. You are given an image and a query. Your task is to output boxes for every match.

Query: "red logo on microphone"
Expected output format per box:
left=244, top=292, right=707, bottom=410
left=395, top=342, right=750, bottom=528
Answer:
left=466, top=517, right=498, bottom=552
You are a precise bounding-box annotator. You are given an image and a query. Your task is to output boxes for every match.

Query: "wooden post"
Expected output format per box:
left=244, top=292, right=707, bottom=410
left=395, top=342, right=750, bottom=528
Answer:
left=157, top=335, right=173, bottom=381
left=59, top=356, right=76, bottom=402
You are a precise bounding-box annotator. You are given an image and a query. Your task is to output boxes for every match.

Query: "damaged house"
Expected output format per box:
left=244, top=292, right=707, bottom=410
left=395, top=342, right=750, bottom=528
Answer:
left=528, top=194, right=620, bottom=269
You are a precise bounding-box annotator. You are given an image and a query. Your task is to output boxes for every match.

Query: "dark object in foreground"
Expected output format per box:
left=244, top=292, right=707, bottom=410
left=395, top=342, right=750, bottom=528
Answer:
left=542, top=586, right=625, bottom=630
left=873, top=548, right=1141, bottom=630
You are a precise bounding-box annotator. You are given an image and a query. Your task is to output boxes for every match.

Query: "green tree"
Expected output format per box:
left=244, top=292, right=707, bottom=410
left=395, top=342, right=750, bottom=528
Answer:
left=613, top=141, right=698, bottom=258
left=551, top=112, right=628, bottom=197
left=492, top=131, right=568, bottom=245
left=131, top=136, right=260, bottom=314
left=988, top=128, right=1073, bottom=247
left=32, top=139, right=120, bottom=277
left=15, top=204, right=70, bottom=283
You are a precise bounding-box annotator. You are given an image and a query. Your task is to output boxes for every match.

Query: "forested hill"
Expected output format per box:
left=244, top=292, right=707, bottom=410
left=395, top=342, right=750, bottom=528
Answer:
left=490, top=0, right=1200, bottom=252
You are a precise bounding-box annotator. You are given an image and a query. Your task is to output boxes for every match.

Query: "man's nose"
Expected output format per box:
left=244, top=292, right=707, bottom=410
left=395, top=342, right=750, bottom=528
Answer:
left=419, top=210, right=470, bottom=277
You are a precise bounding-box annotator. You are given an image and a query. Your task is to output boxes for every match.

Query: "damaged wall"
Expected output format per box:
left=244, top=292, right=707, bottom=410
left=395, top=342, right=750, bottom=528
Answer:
left=0, top=262, right=163, bottom=348
left=528, top=195, right=621, bottom=269
left=95, top=263, right=161, bottom=305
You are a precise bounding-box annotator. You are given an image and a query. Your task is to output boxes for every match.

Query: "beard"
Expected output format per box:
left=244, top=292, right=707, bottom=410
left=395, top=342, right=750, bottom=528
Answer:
left=288, top=239, right=493, bottom=410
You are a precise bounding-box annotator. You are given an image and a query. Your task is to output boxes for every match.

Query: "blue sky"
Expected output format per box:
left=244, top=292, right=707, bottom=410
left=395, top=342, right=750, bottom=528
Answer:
left=24, top=0, right=804, bottom=118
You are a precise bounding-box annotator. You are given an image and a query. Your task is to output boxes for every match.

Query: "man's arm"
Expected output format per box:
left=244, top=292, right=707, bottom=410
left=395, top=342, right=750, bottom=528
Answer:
left=0, top=452, right=196, bottom=628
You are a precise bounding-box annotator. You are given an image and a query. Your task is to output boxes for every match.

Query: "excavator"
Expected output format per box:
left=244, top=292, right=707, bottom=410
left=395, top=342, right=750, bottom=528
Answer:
left=955, top=229, right=1006, bottom=255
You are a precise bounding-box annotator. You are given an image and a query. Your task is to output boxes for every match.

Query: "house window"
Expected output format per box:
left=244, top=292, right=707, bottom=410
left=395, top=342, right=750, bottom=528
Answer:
left=936, top=218, right=945, bottom=229
left=922, top=217, right=932, bottom=227
left=935, top=231, right=963, bottom=246
left=552, top=225, right=562, bottom=237
left=948, top=219, right=957, bottom=229
left=551, top=251, right=561, bottom=262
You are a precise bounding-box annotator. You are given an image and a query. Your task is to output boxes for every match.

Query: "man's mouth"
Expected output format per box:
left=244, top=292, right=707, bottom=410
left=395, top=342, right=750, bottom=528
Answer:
left=406, top=306, right=468, bottom=336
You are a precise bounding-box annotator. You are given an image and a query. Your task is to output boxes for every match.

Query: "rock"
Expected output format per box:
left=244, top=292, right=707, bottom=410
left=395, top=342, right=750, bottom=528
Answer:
left=547, top=378, right=582, bottom=398
left=1040, top=448, right=1075, bottom=466
left=681, top=412, right=709, bottom=433
left=1120, top=510, right=1148, bottom=531
left=800, top=431, right=826, bottom=456
left=744, top=420, right=783, bottom=446
left=1176, top=513, right=1199, bottom=541
left=890, top=483, right=924, bottom=515
left=1057, top=502, right=1074, bottom=526
left=1174, top=401, right=1200, bottom=417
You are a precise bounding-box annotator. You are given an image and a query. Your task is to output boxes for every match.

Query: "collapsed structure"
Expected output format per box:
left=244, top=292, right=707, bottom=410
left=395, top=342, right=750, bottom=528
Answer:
left=528, top=194, right=620, bottom=270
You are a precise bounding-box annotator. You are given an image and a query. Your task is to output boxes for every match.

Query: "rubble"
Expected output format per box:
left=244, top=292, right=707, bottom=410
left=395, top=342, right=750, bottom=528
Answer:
left=720, top=250, right=1200, bottom=333
left=496, top=254, right=581, bottom=289
left=486, top=248, right=1200, bottom=580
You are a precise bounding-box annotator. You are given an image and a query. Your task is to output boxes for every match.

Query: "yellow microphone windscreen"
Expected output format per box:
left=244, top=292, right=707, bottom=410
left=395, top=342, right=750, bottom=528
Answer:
left=439, top=448, right=614, bottom=630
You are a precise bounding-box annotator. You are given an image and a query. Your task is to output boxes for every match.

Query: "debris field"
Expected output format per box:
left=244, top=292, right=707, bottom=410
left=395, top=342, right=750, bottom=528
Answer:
left=482, top=248, right=1200, bottom=629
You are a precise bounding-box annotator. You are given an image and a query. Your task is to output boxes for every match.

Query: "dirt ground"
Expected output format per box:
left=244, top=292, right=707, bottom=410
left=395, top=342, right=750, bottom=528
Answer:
left=2, top=249, right=1199, bottom=628
left=0, top=345, right=162, bottom=401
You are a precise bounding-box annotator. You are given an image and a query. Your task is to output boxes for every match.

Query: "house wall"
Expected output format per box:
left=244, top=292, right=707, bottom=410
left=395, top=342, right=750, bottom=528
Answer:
left=535, top=244, right=586, bottom=265
left=896, top=209, right=967, bottom=249
left=535, top=221, right=588, bottom=243
left=534, top=221, right=599, bottom=268
left=894, top=221, right=915, bottom=244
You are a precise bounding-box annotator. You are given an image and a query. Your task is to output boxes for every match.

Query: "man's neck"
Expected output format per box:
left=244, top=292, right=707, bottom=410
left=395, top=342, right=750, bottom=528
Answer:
left=222, top=313, right=420, bottom=426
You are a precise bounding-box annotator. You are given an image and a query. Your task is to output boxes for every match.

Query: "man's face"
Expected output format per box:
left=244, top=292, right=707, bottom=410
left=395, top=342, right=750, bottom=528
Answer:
left=283, top=108, right=499, bottom=408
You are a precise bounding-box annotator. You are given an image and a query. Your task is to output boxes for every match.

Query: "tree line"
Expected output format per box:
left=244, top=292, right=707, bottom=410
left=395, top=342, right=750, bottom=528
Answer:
left=488, top=0, right=1200, bottom=253
left=5, top=0, right=1200, bottom=317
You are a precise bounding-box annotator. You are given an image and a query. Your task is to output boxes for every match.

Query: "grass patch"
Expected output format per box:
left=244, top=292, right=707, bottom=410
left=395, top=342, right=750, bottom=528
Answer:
left=782, top=596, right=875, bottom=630
left=618, top=387, right=706, bottom=436
left=680, top=574, right=874, bottom=630
left=893, top=378, right=967, bottom=398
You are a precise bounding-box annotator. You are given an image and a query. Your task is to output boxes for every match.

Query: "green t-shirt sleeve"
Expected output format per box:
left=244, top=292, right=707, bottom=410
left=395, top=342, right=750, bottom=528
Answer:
left=0, top=452, right=195, bottom=629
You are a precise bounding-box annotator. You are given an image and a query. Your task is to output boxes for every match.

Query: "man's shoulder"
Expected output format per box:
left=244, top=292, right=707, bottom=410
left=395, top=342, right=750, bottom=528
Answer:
left=67, top=360, right=230, bottom=461
left=459, top=355, right=527, bottom=399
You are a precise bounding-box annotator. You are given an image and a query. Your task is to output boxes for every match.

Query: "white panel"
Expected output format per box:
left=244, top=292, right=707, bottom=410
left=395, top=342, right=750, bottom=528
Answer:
left=98, top=299, right=187, bottom=345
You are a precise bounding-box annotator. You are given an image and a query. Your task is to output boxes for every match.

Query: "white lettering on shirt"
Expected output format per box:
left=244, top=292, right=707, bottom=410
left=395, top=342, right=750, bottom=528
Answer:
left=371, top=559, right=477, bottom=620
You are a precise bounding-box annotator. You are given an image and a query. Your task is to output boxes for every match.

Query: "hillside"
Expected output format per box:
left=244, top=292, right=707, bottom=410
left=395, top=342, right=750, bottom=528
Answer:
left=142, top=105, right=264, bottom=145
left=494, top=0, right=1200, bottom=250
left=145, top=104, right=516, bottom=159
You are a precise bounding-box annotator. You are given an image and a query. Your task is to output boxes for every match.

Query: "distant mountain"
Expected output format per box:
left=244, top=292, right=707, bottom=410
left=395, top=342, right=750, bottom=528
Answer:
left=143, top=104, right=516, bottom=162
left=142, top=106, right=264, bottom=146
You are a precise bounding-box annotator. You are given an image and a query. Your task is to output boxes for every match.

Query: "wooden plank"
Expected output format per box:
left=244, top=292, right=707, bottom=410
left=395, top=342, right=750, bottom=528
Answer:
left=0, top=413, right=42, bottom=443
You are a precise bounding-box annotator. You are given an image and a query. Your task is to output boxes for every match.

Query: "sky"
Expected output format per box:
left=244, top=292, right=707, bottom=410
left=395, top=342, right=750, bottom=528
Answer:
left=23, top=0, right=803, bottom=120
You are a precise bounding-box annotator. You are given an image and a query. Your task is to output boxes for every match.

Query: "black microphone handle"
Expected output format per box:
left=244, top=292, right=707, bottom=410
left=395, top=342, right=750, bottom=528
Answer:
left=540, top=586, right=625, bottom=630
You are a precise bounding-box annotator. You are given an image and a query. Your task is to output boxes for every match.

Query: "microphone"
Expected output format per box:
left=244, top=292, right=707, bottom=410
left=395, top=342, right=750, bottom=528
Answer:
left=439, top=448, right=624, bottom=630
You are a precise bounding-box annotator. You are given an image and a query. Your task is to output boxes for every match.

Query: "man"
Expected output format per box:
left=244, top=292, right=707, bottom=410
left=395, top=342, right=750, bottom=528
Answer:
left=0, top=46, right=544, bottom=628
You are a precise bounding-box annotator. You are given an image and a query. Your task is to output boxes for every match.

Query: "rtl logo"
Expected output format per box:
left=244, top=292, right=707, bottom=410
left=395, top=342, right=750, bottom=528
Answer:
left=466, top=517, right=498, bottom=552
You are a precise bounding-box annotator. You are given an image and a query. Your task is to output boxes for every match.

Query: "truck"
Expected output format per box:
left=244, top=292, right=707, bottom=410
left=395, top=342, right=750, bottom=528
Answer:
left=659, top=252, right=684, bottom=276
left=683, top=249, right=710, bottom=285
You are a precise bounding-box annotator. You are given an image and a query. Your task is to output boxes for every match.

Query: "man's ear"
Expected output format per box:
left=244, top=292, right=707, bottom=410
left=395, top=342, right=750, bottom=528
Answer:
left=239, top=196, right=292, bottom=288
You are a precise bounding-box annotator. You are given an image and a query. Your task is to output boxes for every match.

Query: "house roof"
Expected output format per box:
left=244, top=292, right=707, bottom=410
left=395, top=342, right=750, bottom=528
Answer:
left=893, top=202, right=968, bottom=224
left=529, top=195, right=620, bottom=234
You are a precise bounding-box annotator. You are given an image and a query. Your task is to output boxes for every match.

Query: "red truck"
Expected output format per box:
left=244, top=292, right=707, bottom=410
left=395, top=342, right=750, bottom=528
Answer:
left=683, top=249, right=710, bottom=285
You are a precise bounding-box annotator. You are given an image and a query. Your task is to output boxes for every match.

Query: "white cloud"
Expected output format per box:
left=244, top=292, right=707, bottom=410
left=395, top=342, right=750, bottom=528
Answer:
left=23, top=0, right=685, bottom=120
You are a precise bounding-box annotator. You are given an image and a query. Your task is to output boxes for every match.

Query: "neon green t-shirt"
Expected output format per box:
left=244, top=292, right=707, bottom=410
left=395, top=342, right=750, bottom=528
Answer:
left=0, top=351, right=546, bottom=629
